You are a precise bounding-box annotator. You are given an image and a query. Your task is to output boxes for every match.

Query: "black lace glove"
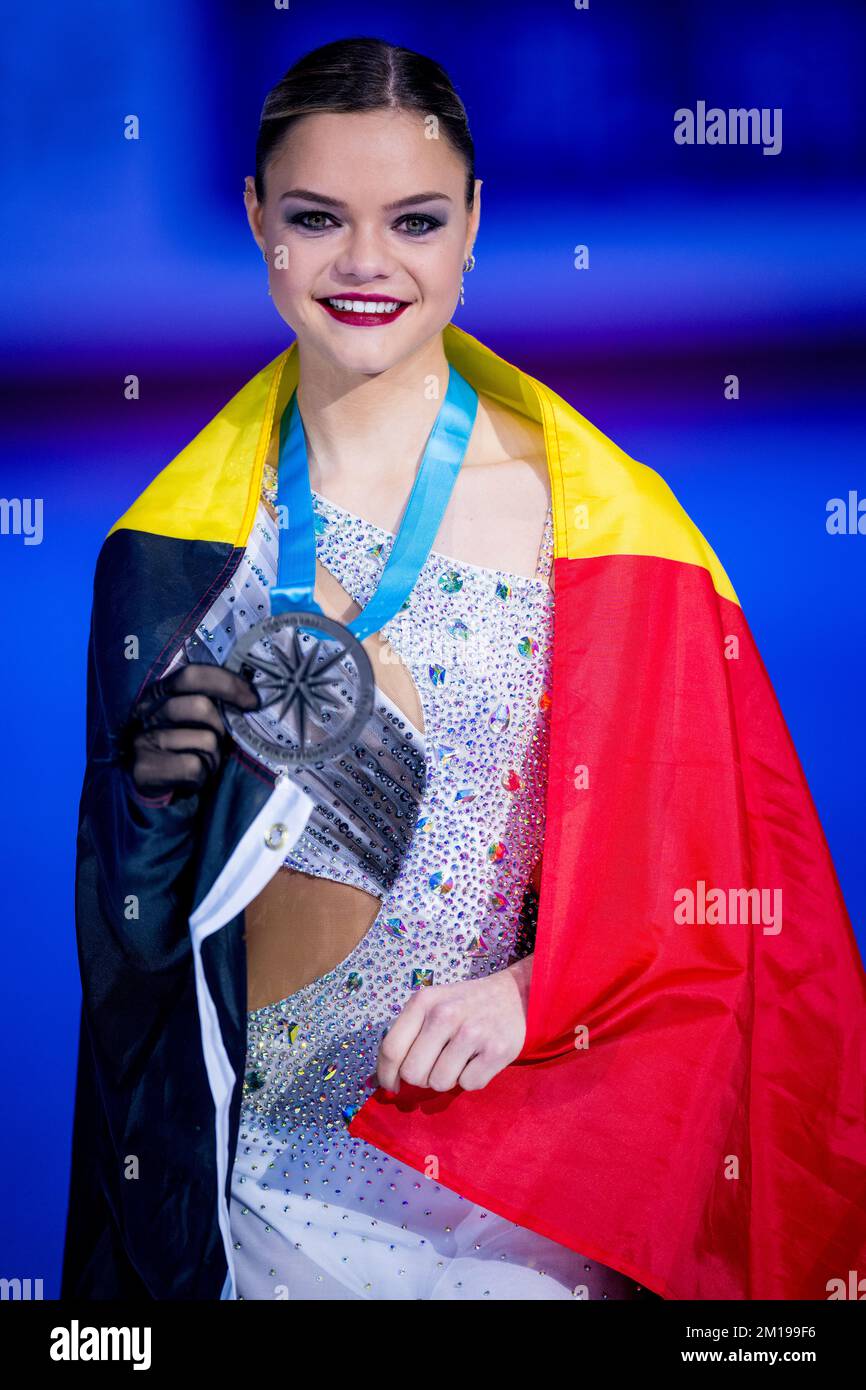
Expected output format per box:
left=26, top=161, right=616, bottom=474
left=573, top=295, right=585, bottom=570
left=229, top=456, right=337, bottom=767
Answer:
left=121, top=662, right=259, bottom=800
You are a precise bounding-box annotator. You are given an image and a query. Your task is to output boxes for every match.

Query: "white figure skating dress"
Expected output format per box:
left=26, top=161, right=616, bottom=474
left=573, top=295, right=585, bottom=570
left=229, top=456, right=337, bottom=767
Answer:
left=170, top=475, right=656, bottom=1302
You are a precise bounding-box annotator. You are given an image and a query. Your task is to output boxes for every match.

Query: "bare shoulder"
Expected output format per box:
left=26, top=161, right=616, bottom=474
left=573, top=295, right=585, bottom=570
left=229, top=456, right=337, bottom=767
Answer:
left=470, top=390, right=548, bottom=479
left=444, top=390, right=553, bottom=584
left=462, top=390, right=550, bottom=512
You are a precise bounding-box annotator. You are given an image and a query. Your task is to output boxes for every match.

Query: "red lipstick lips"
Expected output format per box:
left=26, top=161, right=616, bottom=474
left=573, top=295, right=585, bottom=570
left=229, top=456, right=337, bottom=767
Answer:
left=316, top=293, right=411, bottom=327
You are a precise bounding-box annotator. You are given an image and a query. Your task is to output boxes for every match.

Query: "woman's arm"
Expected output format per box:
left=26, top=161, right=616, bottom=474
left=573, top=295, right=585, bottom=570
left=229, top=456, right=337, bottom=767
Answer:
left=374, top=845, right=544, bottom=1094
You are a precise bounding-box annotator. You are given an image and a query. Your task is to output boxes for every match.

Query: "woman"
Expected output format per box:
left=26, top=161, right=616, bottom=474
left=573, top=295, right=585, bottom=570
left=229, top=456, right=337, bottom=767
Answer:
left=62, top=38, right=866, bottom=1302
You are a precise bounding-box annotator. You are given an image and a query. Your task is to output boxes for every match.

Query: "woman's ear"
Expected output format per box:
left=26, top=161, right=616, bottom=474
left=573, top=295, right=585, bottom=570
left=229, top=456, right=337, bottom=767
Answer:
left=243, top=175, right=265, bottom=256
left=467, top=178, right=483, bottom=253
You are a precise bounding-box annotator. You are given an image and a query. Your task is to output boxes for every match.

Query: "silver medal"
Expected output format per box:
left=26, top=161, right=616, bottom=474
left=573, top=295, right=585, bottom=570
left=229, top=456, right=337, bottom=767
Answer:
left=222, top=609, right=374, bottom=769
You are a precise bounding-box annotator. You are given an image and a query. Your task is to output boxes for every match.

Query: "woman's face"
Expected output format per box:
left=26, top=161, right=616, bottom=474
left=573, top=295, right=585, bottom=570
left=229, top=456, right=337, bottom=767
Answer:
left=245, top=109, right=480, bottom=377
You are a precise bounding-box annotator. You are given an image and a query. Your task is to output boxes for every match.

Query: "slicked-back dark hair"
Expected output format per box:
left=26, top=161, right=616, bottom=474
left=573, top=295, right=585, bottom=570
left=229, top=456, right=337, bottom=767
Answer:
left=254, top=36, right=476, bottom=209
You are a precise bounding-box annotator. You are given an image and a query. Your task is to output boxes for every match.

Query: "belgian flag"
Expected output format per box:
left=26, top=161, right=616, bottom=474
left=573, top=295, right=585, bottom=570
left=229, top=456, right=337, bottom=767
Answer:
left=64, top=324, right=866, bottom=1301
left=348, top=325, right=866, bottom=1300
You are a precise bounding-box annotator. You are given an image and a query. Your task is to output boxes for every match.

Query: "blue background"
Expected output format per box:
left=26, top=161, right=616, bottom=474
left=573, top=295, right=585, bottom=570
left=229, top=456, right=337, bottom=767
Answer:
left=1, top=0, right=863, bottom=1296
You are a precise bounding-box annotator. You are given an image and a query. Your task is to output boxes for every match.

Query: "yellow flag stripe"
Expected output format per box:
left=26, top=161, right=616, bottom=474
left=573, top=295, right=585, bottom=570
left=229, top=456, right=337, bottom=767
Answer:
left=107, top=326, right=738, bottom=606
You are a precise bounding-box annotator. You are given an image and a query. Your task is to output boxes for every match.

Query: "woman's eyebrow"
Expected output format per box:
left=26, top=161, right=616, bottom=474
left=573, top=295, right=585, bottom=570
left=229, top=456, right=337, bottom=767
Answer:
left=384, top=191, right=452, bottom=209
left=279, top=188, right=452, bottom=209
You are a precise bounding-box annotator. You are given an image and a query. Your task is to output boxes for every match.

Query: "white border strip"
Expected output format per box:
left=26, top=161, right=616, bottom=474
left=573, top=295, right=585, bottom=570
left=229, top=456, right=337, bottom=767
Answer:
left=188, top=774, right=313, bottom=1301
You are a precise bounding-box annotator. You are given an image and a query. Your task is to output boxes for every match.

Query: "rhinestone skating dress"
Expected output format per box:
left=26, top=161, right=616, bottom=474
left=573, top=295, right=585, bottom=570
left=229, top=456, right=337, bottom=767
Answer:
left=169, top=470, right=655, bottom=1301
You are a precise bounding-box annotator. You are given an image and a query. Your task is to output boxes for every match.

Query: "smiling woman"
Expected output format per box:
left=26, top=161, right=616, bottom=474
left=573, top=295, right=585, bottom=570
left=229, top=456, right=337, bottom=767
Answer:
left=244, top=66, right=478, bottom=382
left=224, top=37, right=641, bottom=1302
left=62, top=33, right=866, bottom=1307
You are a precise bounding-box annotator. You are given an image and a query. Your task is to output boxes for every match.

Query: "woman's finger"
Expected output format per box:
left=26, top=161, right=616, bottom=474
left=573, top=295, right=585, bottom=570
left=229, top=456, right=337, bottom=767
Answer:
left=135, top=724, right=222, bottom=775
left=134, top=663, right=258, bottom=728
left=170, top=661, right=260, bottom=710
left=453, top=1047, right=502, bottom=1093
left=388, top=996, right=461, bottom=1090
left=131, top=749, right=212, bottom=796
left=375, top=992, right=428, bottom=1091
left=138, top=693, right=227, bottom=739
left=426, top=1029, right=486, bottom=1093
left=132, top=725, right=224, bottom=789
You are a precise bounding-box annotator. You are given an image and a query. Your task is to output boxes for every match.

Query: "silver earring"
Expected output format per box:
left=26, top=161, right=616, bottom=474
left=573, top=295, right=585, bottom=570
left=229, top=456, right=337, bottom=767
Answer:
left=459, top=253, right=476, bottom=307
left=263, top=248, right=272, bottom=297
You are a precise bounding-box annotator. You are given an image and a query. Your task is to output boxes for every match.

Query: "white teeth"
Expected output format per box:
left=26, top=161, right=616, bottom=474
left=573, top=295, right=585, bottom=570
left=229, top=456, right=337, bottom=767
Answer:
left=325, top=298, right=402, bottom=313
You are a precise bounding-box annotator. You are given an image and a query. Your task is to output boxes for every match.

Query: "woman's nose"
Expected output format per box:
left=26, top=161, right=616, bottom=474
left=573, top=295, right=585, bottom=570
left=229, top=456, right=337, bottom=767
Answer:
left=333, top=224, right=395, bottom=283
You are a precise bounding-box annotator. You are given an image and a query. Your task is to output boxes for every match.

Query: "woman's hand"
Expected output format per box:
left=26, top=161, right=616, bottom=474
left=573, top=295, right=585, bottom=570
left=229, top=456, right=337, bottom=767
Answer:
left=124, top=662, right=259, bottom=799
left=376, top=955, right=533, bottom=1094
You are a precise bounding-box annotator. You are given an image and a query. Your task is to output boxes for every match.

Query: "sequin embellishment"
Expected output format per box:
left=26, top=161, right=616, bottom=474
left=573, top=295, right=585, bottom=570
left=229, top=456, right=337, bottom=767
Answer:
left=190, top=452, right=654, bottom=1303
left=179, top=484, right=554, bottom=1145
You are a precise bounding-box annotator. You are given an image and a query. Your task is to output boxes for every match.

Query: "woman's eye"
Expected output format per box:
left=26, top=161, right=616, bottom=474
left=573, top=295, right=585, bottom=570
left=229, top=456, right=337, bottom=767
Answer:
left=397, top=214, right=442, bottom=237
left=287, top=210, right=340, bottom=232
left=285, top=210, right=442, bottom=237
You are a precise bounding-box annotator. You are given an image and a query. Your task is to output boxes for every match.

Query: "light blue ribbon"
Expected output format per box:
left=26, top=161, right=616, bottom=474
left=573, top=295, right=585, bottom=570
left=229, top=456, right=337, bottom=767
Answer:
left=270, top=365, right=479, bottom=641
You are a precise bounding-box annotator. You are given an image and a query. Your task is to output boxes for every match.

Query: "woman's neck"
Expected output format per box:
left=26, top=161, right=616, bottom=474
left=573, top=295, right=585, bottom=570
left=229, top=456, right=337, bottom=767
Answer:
left=295, top=331, right=452, bottom=495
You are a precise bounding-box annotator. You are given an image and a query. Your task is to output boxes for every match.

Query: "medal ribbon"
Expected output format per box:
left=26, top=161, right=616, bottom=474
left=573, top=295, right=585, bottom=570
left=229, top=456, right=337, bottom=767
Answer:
left=270, top=365, right=479, bottom=640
